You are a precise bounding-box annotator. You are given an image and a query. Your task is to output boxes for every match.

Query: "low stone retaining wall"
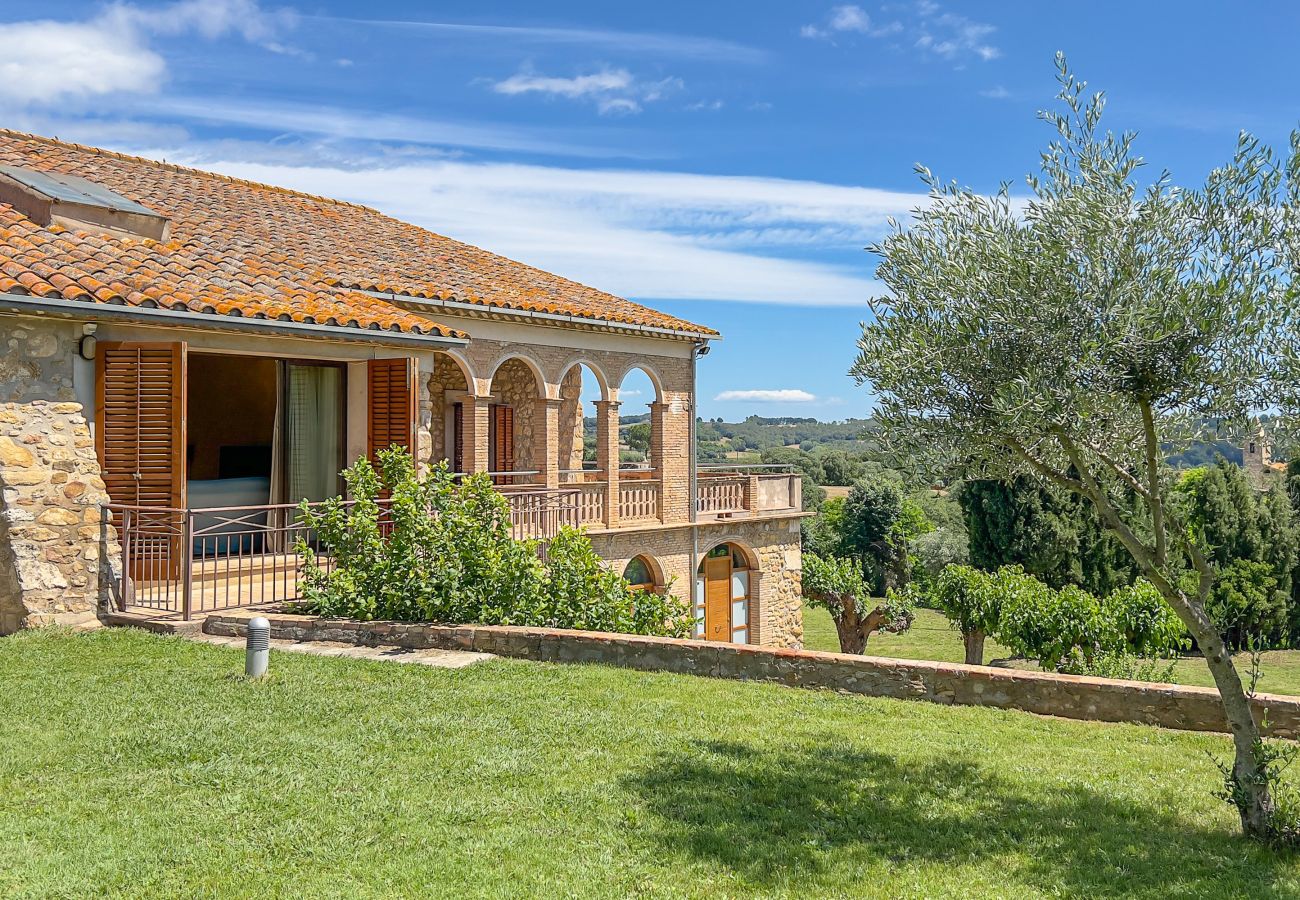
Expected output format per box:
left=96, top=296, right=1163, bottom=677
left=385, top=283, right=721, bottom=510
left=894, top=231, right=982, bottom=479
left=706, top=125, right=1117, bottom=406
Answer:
left=203, top=612, right=1300, bottom=739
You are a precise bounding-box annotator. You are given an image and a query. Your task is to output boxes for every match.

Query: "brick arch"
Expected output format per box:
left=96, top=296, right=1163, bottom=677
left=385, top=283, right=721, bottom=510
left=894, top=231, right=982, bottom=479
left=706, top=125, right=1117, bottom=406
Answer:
left=486, top=351, right=548, bottom=398
left=555, top=356, right=612, bottom=401
left=697, top=537, right=760, bottom=571
left=434, top=348, right=475, bottom=391
left=614, top=362, right=665, bottom=403
left=621, top=552, right=666, bottom=592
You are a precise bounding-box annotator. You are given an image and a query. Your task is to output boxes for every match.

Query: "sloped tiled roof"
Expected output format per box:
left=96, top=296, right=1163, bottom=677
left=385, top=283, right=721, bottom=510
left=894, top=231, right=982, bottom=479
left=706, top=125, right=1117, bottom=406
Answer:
left=0, top=130, right=716, bottom=340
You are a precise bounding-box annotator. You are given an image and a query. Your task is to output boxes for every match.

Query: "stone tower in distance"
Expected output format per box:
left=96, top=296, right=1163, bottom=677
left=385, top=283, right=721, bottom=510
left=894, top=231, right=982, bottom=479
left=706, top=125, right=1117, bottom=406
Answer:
left=1244, top=418, right=1272, bottom=487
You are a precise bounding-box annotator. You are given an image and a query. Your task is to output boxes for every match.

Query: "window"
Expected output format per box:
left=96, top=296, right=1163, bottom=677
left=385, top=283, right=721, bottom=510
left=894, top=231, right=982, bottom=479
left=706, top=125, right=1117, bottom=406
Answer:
left=623, top=555, right=656, bottom=591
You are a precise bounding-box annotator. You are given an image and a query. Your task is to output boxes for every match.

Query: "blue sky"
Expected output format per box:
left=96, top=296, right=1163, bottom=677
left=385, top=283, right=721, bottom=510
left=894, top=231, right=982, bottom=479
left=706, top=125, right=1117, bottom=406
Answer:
left=4, top=2, right=1299, bottom=419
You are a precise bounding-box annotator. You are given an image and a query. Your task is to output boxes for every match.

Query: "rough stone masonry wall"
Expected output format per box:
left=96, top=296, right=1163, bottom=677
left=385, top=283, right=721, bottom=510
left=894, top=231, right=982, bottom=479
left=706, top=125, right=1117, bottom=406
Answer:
left=0, top=317, right=119, bottom=633
left=491, top=358, right=539, bottom=475
left=204, top=611, right=1300, bottom=739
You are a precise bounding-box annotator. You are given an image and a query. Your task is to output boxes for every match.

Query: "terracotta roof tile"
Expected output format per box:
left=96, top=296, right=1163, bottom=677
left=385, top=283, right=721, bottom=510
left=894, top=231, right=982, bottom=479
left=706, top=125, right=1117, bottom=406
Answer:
left=0, top=130, right=715, bottom=339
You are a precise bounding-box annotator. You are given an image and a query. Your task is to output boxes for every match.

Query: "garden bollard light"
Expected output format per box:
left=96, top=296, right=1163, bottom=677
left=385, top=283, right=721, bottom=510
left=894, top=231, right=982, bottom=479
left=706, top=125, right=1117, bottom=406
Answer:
left=245, top=616, right=270, bottom=678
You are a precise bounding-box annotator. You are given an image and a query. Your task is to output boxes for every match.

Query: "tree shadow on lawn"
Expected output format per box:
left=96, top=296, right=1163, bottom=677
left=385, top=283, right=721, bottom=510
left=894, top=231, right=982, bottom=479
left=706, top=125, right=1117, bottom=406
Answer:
left=625, top=739, right=1294, bottom=897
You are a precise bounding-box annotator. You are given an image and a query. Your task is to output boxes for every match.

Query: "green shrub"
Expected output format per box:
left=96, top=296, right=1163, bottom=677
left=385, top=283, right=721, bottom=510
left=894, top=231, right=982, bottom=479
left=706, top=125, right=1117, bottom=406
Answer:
left=1058, top=650, right=1179, bottom=683
left=1207, top=559, right=1286, bottom=651
left=929, top=564, right=1000, bottom=663
left=985, top=566, right=1185, bottom=670
left=297, top=448, right=687, bottom=636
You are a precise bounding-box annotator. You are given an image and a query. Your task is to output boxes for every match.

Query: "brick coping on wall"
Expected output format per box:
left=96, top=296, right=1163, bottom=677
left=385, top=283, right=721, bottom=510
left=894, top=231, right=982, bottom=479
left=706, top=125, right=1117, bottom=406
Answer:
left=201, top=611, right=1300, bottom=739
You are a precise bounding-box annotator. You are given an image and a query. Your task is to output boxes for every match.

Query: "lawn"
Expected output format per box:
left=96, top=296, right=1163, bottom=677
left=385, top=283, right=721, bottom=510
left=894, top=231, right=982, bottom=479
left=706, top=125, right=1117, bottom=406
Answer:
left=5, top=629, right=1300, bottom=898
left=803, top=606, right=1300, bottom=698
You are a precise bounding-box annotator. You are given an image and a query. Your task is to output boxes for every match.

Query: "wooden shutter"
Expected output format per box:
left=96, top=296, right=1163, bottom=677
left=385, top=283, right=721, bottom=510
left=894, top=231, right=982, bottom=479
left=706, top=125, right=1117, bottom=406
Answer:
left=96, top=342, right=186, bottom=509
left=96, top=341, right=186, bottom=582
left=451, top=401, right=464, bottom=474
left=490, top=404, right=514, bottom=484
left=367, top=358, right=416, bottom=462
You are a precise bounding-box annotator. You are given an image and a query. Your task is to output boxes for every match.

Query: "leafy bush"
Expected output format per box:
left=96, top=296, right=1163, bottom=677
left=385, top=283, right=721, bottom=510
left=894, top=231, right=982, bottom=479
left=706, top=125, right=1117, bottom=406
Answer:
left=1207, top=559, right=1286, bottom=651
left=297, top=448, right=687, bottom=636
left=1058, top=650, right=1179, bottom=684
left=967, top=566, right=1185, bottom=670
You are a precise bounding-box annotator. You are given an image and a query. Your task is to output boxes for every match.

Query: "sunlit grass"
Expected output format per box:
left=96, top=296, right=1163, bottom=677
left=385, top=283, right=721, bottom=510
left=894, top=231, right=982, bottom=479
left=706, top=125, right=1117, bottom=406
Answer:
left=3, top=627, right=1300, bottom=897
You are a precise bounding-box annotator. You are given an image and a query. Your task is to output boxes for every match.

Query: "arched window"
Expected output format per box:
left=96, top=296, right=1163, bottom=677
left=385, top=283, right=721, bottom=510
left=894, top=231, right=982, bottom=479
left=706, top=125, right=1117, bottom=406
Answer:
left=695, top=542, right=752, bottom=644
left=623, top=555, right=656, bottom=591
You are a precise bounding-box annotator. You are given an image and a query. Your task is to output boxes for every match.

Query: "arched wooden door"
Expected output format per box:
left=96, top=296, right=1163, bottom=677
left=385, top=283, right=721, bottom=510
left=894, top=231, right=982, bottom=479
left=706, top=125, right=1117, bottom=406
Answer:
left=697, top=544, right=751, bottom=643
left=703, top=552, right=732, bottom=641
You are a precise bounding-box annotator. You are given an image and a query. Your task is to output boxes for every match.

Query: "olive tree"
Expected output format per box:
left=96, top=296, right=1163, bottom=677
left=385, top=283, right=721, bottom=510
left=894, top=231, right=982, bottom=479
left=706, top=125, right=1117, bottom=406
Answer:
left=852, top=56, right=1296, bottom=840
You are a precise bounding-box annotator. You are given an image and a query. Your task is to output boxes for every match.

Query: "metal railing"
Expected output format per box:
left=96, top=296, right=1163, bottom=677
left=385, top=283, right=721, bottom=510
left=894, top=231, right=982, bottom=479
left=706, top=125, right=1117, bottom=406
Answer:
left=108, top=487, right=580, bottom=619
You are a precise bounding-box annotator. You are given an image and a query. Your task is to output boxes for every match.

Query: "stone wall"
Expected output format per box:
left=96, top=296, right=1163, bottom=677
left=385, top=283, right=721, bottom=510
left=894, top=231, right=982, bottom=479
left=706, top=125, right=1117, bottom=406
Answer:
left=0, top=317, right=118, bottom=633
left=490, top=358, right=540, bottom=475
left=587, top=516, right=804, bottom=649
left=204, top=611, right=1300, bottom=739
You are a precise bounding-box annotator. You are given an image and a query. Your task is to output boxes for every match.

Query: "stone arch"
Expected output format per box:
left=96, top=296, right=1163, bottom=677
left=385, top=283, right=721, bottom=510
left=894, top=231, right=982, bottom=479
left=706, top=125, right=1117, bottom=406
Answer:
left=427, top=351, right=474, bottom=469
left=487, top=351, right=549, bottom=399
left=555, top=359, right=609, bottom=482
left=698, top=537, right=759, bottom=571
left=487, top=356, right=547, bottom=481
left=622, top=552, right=666, bottom=593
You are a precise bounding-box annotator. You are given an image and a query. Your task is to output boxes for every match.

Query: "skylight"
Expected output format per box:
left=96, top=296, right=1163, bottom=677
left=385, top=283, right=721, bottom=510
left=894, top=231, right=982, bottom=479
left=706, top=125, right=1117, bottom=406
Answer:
left=0, top=165, right=169, bottom=241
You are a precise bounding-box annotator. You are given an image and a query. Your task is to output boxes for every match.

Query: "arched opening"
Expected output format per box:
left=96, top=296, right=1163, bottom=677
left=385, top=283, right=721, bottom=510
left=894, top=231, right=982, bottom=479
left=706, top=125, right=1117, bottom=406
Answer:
left=696, top=542, right=754, bottom=644
left=622, top=554, right=663, bottom=593
left=429, top=351, right=471, bottom=473
left=618, top=366, right=659, bottom=479
left=487, top=356, right=545, bottom=486
left=557, top=361, right=608, bottom=485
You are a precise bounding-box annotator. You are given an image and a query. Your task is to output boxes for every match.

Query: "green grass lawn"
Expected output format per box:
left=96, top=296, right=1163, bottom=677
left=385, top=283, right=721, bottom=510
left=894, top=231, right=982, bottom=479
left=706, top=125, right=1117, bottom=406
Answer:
left=5, top=628, right=1300, bottom=898
left=803, top=605, right=1300, bottom=698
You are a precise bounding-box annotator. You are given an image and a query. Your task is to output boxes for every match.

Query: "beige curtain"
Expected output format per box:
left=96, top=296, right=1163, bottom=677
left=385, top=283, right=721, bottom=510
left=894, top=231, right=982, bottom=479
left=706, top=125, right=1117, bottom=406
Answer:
left=286, top=364, right=342, bottom=505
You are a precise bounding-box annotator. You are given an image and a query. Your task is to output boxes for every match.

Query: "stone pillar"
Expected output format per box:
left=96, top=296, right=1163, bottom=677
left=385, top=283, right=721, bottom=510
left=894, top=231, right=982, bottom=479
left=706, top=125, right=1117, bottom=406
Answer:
left=595, top=400, right=621, bottom=527
left=415, top=364, right=434, bottom=477
left=536, top=398, right=562, bottom=490
left=0, top=400, right=120, bottom=633
left=461, top=396, right=491, bottom=475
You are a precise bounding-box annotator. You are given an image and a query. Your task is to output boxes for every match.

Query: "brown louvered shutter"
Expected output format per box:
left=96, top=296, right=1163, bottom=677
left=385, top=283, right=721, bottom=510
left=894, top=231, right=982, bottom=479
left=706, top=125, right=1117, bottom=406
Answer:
left=490, top=404, right=514, bottom=484
left=96, top=341, right=186, bottom=509
left=367, top=358, right=416, bottom=462
left=96, top=342, right=186, bottom=581
left=451, top=401, right=464, bottom=474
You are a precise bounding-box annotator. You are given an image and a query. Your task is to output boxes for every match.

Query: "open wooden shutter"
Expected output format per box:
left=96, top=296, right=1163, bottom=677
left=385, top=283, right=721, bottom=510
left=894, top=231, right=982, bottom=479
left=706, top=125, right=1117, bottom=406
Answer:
left=96, top=342, right=186, bottom=509
left=490, top=403, right=514, bottom=484
left=451, top=401, right=464, bottom=474
left=367, top=358, right=416, bottom=462
left=96, top=341, right=186, bottom=581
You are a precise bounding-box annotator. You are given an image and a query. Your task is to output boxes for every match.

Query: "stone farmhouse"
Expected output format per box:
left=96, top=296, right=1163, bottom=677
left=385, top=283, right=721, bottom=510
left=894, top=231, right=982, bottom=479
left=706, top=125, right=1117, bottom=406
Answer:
left=0, top=131, right=804, bottom=646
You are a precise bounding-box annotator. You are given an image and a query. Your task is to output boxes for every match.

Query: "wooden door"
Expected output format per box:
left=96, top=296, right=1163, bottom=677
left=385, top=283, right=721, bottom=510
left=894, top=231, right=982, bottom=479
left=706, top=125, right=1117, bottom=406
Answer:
left=367, top=357, right=416, bottom=462
left=96, top=341, right=187, bottom=579
left=704, top=554, right=732, bottom=642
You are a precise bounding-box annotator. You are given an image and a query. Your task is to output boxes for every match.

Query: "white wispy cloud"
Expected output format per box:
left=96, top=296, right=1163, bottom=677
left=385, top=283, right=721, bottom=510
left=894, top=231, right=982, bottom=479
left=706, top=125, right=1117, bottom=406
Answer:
left=715, top=390, right=818, bottom=403
left=136, top=96, right=645, bottom=158
left=801, top=4, right=901, bottom=40
left=802, top=1, right=998, bottom=64
left=0, top=0, right=295, bottom=107
left=979, top=86, right=1011, bottom=100
left=305, top=16, right=764, bottom=63
left=491, top=67, right=681, bottom=115
left=116, top=141, right=920, bottom=305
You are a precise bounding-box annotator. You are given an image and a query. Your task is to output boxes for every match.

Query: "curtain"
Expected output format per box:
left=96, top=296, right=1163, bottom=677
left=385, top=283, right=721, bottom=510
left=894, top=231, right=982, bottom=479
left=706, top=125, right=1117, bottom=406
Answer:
left=285, top=364, right=342, bottom=505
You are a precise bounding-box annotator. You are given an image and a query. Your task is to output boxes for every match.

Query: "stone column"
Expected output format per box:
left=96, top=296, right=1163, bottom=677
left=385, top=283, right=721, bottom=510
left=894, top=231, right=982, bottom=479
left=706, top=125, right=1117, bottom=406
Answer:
left=536, top=397, right=562, bottom=490
left=595, top=400, right=621, bottom=527
left=461, top=396, right=491, bottom=475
